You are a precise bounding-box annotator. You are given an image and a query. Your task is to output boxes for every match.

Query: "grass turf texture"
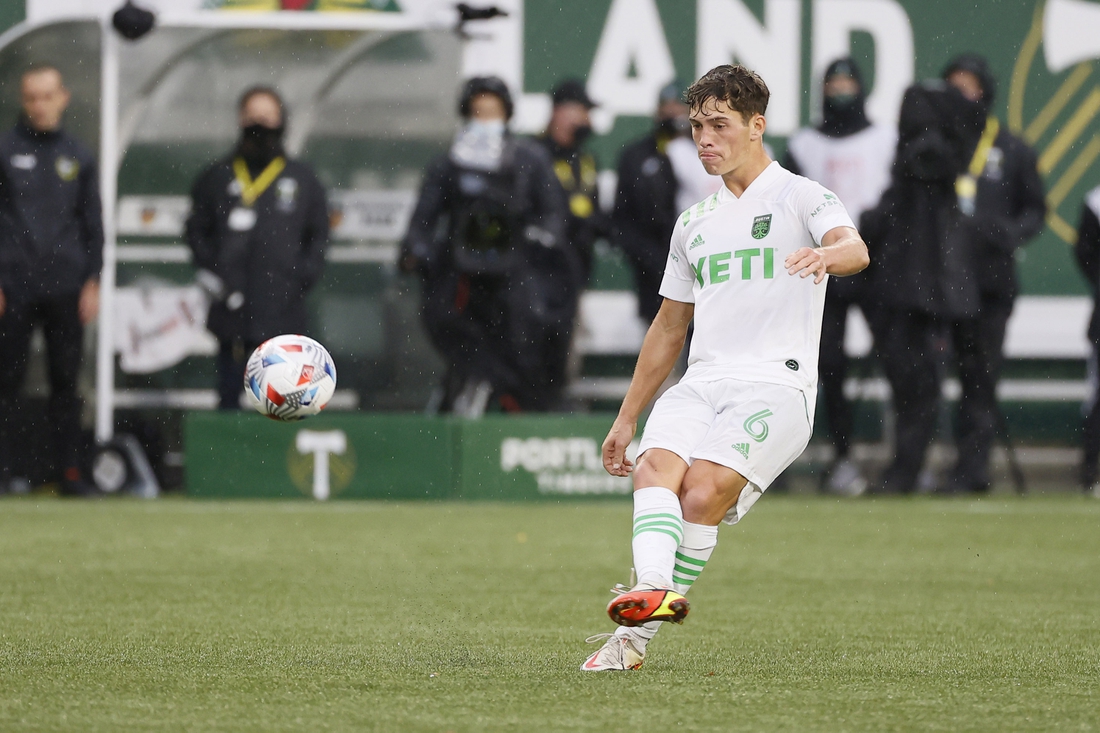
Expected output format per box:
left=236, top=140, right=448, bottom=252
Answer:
left=1, top=498, right=1098, bottom=732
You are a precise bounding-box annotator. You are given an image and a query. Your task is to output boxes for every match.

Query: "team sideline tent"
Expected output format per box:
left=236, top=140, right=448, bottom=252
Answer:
left=0, top=7, right=463, bottom=443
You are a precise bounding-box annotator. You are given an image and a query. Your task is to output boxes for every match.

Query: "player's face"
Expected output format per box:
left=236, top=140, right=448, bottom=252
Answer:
left=689, top=98, right=765, bottom=177
left=21, top=69, right=69, bottom=133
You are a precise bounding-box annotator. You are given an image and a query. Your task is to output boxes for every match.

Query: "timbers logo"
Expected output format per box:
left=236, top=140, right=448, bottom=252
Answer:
left=1009, top=0, right=1100, bottom=245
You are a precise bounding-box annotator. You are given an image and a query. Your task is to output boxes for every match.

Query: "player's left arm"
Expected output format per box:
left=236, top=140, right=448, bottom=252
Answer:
left=785, top=226, right=869, bottom=284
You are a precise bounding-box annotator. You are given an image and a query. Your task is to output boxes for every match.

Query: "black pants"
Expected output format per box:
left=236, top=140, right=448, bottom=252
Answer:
left=217, top=337, right=260, bottom=410
left=949, top=295, right=1014, bottom=488
left=871, top=308, right=941, bottom=493
left=0, top=293, right=84, bottom=480
left=1083, top=343, right=1100, bottom=486
left=818, top=289, right=861, bottom=459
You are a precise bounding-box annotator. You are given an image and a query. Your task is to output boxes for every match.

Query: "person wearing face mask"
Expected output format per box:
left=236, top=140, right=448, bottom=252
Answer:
left=783, top=58, right=896, bottom=496
left=0, top=65, right=103, bottom=496
left=400, top=76, right=568, bottom=415
left=529, top=79, right=606, bottom=408
left=934, top=54, right=1045, bottom=495
left=611, top=81, right=693, bottom=323
left=186, top=86, right=330, bottom=410
left=861, top=62, right=1042, bottom=495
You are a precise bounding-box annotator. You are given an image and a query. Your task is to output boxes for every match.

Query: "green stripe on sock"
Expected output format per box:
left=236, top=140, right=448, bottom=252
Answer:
left=674, top=552, right=707, bottom=568
left=672, top=574, right=696, bottom=586
left=633, top=519, right=682, bottom=534
left=633, top=512, right=681, bottom=527
left=632, top=527, right=683, bottom=543
left=673, top=564, right=702, bottom=577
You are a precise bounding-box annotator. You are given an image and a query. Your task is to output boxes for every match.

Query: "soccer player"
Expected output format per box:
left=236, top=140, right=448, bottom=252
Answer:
left=581, top=65, right=869, bottom=671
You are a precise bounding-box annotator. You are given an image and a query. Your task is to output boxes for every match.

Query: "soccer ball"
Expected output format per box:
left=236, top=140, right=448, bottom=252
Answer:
left=244, top=335, right=337, bottom=421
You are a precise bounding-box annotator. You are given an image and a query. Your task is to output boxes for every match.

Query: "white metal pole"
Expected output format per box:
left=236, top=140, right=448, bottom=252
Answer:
left=94, top=18, right=120, bottom=444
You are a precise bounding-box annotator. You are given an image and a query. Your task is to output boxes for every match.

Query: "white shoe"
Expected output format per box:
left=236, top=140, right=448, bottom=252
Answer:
left=824, top=458, right=867, bottom=497
left=580, top=632, right=645, bottom=671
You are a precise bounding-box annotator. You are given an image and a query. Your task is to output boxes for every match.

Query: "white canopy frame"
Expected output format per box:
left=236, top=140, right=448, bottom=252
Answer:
left=0, top=8, right=457, bottom=443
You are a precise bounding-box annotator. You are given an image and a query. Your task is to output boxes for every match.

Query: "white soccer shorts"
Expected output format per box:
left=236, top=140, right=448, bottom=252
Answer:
left=637, top=378, right=813, bottom=524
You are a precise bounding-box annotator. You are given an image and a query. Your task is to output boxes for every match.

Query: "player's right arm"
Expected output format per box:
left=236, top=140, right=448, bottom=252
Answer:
left=602, top=297, right=694, bottom=476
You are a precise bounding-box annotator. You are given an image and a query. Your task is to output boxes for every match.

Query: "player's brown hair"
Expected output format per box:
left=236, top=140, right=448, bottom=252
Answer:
left=685, top=64, right=769, bottom=122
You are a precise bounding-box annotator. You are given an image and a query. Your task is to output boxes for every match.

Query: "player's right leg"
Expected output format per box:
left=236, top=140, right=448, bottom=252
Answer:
left=604, top=448, right=692, bottom=627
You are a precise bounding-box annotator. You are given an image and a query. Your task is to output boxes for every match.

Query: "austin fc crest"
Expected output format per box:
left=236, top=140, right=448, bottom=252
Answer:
left=751, top=214, right=772, bottom=239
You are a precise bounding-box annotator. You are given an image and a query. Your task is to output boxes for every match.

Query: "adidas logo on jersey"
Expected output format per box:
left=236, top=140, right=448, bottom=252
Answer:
left=733, top=442, right=750, bottom=459
left=689, top=234, right=706, bottom=250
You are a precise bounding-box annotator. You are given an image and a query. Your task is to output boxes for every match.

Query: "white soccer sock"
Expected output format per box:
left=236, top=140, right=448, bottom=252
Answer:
left=673, top=521, right=718, bottom=595
left=620, top=521, right=719, bottom=647
left=630, top=486, right=684, bottom=588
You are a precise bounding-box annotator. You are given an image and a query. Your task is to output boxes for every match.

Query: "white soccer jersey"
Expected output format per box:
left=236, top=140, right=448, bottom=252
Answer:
left=659, top=161, right=855, bottom=399
left=785, top=124, right=896, bottom=225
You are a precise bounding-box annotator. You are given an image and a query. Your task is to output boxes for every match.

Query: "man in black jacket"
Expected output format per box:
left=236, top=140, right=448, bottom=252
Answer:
left=862, top=80, right=985, bottom=494
left=400, top=76, right=568, bottom=415
left=533, top=79, right=605, bottom=408
left=611, top=82, right=686, bottom=322
left=1074, top=184, right=1100, bottom=497
left=186, top=86, right=329, bottom=410
left=940, top=54, right=1046, bottom=494
left=0, top=66, right=103, bottom=495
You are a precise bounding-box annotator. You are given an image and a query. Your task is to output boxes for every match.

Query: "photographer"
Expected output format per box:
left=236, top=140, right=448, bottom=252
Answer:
left=400, top=77, right=568, bottom=415
left=862, top=80, right=985, bottom=494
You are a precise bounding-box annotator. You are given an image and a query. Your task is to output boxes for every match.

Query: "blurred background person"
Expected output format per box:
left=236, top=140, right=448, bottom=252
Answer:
left=0, top=65, right=102, bottom=496
left=936, top=54, right=1045, bottom=495
left=784, top=58, right=896, bottom=496
left=534, top=78, right=605, bottom=408
left=400, top=76, right=568, bottom=416
left=611, top=81, right=690, bottom=323
left=861, top=79, right=983, bottom=495
left=186, top=86, right=330, bottom=410
left=1074, top=183, right=1100, bottom=498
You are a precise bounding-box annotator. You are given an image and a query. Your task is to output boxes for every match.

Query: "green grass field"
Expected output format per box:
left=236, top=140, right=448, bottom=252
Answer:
left=1, top=496, right=1099, bottom=732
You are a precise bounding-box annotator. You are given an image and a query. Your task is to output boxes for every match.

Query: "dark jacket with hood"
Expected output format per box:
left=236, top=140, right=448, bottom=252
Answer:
left=861, top=80, right=984, bottom=318
left=0, top=117, right=103, bottom=299
left=186, top=132, right=329, bottom=344
left=400, top=132, right=569, bottom=404
left=941, top=54, right=1046, bottom=300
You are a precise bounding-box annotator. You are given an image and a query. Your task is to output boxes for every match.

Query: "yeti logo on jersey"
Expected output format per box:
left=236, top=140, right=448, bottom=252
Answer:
left=743, top=409, right=773, bottom=442
left=785, top=359, right=800, bottom=371
left=689, top=234, right=706, bottom=250
left=690, top=248, right=776, bottom=286
left=732, top=442, right=750, bottom=459
left=751, top=214, right=772, bottom=239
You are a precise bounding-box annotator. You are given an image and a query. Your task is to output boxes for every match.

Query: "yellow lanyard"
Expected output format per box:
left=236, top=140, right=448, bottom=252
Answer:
left=956, top=117, right=1000, bottom=200
left=968, top=116, right=1000, bottom=178
left=232, top=156, right=286, bottom=207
